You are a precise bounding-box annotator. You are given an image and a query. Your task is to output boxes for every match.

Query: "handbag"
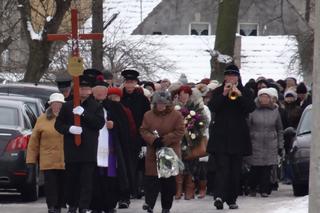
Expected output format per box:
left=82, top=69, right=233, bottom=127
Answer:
left=183, top=136, right=208, bottom=160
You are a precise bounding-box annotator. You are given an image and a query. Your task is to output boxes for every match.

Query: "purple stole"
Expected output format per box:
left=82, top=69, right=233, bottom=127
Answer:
left=107, top=131, right=117, bottom=177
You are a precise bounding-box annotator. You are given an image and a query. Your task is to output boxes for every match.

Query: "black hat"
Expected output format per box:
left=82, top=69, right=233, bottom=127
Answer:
left=224, top=64, right=240, bottom=76
left=79, top=75, right=93, bottom=87
left=121, top=69, right=139, bottom=81
left=103, top=71, right=113, bottom=80
left=83, top=68, right=104, bottom=82
left=55, top=73, right=72, bottom=89
left=94, top=80, right=109, bottom=88
left=296, top=82, right=307, bottom=94
left=143, top=81, right=155, bottom=91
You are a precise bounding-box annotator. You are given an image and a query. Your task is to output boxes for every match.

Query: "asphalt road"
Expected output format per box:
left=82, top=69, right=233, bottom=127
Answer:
left=0, top=184, right=300, bottom=213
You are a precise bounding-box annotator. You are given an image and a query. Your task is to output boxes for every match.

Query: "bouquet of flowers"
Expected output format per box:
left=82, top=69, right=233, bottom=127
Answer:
left=175, top=102, right=208, bottom=148
left=153, top=130, right=184, bottom=178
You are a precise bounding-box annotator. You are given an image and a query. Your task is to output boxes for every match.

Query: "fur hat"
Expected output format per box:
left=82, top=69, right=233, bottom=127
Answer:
left=284, top=90, right=298, bottom=100
left=258, top=88, right=273, bottom=98
left=267, top=87, right=279, bottom=100
left=152, top=91, right=172, bottom=105
left=224, top=64, right=240, bottom=76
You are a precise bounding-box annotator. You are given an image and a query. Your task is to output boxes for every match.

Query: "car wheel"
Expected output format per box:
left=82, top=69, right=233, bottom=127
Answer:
left=21, top=166, right=39, bottom=202
left=292, top=182, right=308, bottom=196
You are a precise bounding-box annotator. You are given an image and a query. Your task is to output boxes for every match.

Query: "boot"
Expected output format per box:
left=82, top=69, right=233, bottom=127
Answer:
left=67, top=207, right=77, bottom=213
left=198, top=180, right=207, bottom=199
left=184, top=175, right=195, bottom=200
left=175, top=174, right=183, bottom=200
left=48, top=207, right=55, bottom=213
left=162, top=209, right=170, bottom=213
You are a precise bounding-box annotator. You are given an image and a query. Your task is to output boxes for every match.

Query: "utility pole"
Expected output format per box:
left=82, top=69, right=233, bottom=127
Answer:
left=308, top=0, right=320, bottom=212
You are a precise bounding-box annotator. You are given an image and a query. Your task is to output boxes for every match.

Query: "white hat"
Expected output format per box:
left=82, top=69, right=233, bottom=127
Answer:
left=258, top=88, right=273, bottom=98
left=48, top=93, right=65, bottom=104
left=267, top=88, right=278, bottom=100
left=284, top=90, right=298, bottom=100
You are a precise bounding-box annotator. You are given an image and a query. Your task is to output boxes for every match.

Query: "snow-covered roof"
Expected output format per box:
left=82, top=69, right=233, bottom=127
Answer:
left=130, top=35, right=300, bottom=84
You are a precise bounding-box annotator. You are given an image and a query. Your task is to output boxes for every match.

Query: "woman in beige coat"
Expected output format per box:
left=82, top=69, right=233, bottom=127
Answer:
left=26, top=93, right=65, bottom=213
left=140, top=91, right=185, bottom=213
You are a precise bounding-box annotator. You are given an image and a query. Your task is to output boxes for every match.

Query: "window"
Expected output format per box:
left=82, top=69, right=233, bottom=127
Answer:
left=189, top=23, right=210, bottom=36
left=0, top=107, right=19, bottom=126
left=239, top=23, right=259, bottom=36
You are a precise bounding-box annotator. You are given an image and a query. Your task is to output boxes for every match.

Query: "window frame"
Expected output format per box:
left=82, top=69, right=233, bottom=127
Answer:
left=189, top=22, right=211, bottom=36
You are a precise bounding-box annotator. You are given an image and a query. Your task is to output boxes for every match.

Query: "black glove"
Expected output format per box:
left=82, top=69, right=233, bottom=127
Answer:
left=278, top=148, right=283, bottom=157
left=153, top=137, right=163, bottom=149
left=26, top=164, right=35, bottom=184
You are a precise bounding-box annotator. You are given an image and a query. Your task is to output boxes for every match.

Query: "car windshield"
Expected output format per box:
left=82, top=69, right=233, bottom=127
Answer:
left=0, top=107, right=19, bottom=126
left=297, top=109, right=312, bottom=135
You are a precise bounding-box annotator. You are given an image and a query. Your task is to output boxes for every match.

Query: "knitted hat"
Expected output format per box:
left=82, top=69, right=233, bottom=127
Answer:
left=152, top=91, right=172, bottom=105
left=107, top=87, right=123, bottom=98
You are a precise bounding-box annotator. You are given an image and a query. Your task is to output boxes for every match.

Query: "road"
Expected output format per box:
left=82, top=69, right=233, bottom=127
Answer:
left=0, top=184, right=305, bottom=213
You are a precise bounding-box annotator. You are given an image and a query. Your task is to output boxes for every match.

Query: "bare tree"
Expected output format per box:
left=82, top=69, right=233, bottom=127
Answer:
left=17, top=0, right=72, bottom=83
left=210, top=0, right=241, bottom=82
left=91, top=0, right=104, bottom=71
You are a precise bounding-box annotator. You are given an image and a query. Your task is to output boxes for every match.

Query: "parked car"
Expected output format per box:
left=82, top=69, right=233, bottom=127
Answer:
left=0, top=100, right=43, bottom=201
left=288, top=104, right=312, bottom=196
left=0, top=94, right=45, bottom=117
left=0, top=83, right=58, bottom=105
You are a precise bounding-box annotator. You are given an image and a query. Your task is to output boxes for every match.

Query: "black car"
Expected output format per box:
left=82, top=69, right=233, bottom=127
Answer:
left=0, top=95, right=45, bottom=117
left=288, top=104, right=312, bottom=196
left=0, top=100, right=43, bottom=201
left=0, top=83, right=58, bottom=105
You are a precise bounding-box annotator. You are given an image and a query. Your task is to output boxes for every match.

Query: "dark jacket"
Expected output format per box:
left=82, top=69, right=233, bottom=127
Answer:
left=102, top=100, right=135, bottom=191
left=207, top=83, right=255, bottom=156
left=121, top=88, right=151, bottom=152
left=55, top=95, right=105, bottom=163
left=284, top=102, right=302, bottom=129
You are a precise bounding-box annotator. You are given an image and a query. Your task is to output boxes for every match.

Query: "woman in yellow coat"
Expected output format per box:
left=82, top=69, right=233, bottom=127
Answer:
left=26, top=93, right=65, bottom=213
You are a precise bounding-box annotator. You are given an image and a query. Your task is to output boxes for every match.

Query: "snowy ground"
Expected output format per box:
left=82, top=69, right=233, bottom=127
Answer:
left=0, top=184, right=308, bottom=213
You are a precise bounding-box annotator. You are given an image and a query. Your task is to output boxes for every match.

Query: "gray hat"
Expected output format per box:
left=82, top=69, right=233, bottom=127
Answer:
left=152, top=91, right=172, bottom=105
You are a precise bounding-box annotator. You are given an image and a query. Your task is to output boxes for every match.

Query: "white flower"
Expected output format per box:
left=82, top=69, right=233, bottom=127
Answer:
left=174, top=105, right=181, bottom=111
left=184, top=120, right=188, bottom=124
left=191, top=133, right=196, bottom=139
left=188, top=131, right=192, bottom=135
left=190, top=110, right=196, bottom=116
left=199, top=122, right=204, bottom=126
left=187, top=115, right=191, bottom=119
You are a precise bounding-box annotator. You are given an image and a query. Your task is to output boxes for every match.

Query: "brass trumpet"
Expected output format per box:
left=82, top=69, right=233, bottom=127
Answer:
left=226, top=83, right=239, bottom=100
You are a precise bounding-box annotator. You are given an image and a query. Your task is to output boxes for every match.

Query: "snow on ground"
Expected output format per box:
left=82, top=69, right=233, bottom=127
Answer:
left=272, top=196, right=308, bottom=213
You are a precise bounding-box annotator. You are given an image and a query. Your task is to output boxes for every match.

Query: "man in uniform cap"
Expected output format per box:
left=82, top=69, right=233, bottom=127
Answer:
left=55, top=74, right=73, bottom=102
left=118, top=69, right=151, bottom=208
left=207, top=64, right=255, bottom=210
left=55, top=72, right=105, bottom=213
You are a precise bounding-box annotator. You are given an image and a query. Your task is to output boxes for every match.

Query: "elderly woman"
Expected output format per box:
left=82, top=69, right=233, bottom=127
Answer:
left=26, top=93, right=65, bottom=213
left=247, top=88, right=284, bottom=197
left=140, top=91, right=185, bottom=213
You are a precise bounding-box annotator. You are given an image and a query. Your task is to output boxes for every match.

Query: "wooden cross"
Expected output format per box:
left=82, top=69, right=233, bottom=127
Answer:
left=47, top=8, right=103, bottom=146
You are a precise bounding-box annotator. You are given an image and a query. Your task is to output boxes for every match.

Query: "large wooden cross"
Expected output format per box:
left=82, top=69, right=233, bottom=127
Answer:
left=47, top=9, right=103, bottom=146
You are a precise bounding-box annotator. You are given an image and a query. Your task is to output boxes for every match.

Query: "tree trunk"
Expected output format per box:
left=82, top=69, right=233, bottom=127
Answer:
left=18, top=0, right=72, bottom=83
left=211, top=0, right=241, bottom=82
left=91, top=0, right=104, bottom=71
left=309, top=1, right=320, bottom=212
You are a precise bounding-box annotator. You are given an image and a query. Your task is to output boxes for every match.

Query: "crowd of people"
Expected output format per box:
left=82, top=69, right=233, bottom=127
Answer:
left=25, top=65, right=312, bottom=213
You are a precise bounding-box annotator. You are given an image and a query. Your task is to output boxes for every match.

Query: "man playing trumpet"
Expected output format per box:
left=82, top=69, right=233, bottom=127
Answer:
left=207, top=64, right=255, bottom=210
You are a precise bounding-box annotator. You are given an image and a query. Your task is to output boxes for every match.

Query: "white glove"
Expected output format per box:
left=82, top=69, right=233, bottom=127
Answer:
left=73, top=106, right=84, bottom=116
left=69, top=126, right=83, bottom=135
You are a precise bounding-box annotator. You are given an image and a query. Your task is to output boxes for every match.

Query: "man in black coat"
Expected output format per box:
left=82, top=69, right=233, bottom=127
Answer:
left=207, top=65, right=255, bottom=210
left=55, top=74, right=105, bottom=213
left=119, top=69, right=151, bottom=208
